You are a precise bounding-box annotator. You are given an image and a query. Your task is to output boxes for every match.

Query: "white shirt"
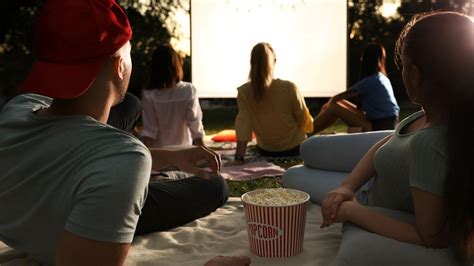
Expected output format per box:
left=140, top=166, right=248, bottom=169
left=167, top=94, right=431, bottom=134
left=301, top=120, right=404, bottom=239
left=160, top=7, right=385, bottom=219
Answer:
left=142, top=81, right=205, bottom=148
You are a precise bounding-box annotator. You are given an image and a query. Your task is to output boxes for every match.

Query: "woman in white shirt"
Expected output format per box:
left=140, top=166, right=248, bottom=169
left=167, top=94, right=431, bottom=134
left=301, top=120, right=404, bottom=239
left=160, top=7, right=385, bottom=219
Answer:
left=142, top=44, right=205, bottom=148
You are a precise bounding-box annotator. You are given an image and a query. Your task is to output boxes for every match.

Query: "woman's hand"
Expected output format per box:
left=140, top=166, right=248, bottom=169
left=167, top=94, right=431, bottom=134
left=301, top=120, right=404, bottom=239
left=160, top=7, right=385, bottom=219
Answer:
left=320, top=186, right=356, bottom=228
left=204, top=255, right=251, bottom=266
left=320, top=199, right=358, bottom=228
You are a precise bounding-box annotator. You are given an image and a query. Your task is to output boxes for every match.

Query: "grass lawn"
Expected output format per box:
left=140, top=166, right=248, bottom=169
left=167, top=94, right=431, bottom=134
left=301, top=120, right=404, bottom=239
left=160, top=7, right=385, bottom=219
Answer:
left=202, top=105, right=419, bottom=197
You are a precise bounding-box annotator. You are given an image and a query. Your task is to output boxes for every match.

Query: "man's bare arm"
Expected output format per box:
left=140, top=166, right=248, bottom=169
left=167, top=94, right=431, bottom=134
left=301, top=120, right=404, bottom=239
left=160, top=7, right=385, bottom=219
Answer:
left=56, top=230, right=130, bottom=266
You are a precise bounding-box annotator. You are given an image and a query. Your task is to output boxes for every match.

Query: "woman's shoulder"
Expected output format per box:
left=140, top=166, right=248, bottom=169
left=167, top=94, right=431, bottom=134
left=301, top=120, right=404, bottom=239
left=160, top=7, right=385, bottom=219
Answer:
left=143, top=82, right=196, bottom=99
left=410, top=127, right=447, bottom=157
left=356, top=73, right=380, bottom=85
left=237, top=82, right=251, bottom=90
left=237, top=82, right=252, bottom=95
left=177, top=81, right=197, bottom=94
left=354, top=72, right=392, bottom=92
left=396, top=111, right=423, bottom=133
left=376, top=72, right=393, bottom=87
left=399, top=111, right=447, bottom=152
left=272, top=79, right=298, bottom=93
left=273, top=78, right=296, bottom=87
left=142, top=88, right=155, bottom=99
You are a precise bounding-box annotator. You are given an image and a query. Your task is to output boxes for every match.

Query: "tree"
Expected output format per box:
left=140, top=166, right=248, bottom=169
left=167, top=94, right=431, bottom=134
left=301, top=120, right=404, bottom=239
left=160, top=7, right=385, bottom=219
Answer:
left=120, top=0, right=190, bottom=95
left=0, top=0, right=187, bottom=105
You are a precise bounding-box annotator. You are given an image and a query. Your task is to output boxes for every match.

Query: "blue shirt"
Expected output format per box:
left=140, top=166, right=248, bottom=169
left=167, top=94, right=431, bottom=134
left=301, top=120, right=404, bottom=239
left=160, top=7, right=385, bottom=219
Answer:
left=352, top=72, right=400, bottom=120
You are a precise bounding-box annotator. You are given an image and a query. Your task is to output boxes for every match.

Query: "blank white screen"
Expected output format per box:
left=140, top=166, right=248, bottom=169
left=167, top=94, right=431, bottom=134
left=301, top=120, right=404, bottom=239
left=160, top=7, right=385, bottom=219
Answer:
left=191, top=0, right=347, bottom=98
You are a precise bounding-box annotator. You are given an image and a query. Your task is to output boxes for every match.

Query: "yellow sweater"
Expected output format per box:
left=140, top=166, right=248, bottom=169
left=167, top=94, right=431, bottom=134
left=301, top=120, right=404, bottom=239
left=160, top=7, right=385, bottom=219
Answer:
left=235, top=79, right=314, bottom=152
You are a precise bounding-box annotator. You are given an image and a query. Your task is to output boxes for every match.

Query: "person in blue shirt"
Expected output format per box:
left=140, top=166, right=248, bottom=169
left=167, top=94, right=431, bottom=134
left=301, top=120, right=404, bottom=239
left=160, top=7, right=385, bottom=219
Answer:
left=313, top=42, right=400, bottom=133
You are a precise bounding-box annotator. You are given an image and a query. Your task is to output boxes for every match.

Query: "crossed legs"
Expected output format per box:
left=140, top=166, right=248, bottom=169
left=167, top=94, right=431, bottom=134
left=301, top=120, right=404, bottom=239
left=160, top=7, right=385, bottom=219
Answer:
left=313, top=100, right=371, bottom=134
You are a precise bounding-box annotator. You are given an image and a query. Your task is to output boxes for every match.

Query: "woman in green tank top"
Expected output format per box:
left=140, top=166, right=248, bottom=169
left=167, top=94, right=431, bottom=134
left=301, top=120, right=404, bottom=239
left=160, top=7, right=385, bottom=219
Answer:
left=319, top=11, right=473, bottom=263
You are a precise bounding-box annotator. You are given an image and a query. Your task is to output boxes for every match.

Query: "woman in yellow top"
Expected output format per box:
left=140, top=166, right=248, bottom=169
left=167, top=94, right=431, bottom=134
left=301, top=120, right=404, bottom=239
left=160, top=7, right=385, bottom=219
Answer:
left=233, top=42, right=314, bottom=164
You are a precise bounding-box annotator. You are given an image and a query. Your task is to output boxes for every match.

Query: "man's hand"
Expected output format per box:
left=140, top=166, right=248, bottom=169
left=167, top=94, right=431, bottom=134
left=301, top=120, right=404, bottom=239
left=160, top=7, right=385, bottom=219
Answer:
left=320, top=186, right=355, bottom=228
left=163, top=145, right=222, bottom=180
left=204, top=255, right=251, bottom=266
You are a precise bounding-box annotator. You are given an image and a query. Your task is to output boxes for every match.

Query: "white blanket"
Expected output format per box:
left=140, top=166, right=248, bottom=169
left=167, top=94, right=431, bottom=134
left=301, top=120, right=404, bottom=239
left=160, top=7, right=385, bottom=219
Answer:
left=0, top=198, right=341, bottom=266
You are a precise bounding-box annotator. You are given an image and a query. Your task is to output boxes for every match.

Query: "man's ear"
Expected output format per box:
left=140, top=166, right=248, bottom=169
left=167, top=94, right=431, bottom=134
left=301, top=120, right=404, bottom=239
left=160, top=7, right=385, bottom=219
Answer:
left=112, top=56, right=125, bottom=80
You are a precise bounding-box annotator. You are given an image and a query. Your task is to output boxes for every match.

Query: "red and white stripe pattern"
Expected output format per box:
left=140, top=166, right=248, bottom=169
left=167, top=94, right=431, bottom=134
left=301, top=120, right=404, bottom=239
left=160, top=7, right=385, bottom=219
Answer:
left=243, top=202, right=308, bottom=257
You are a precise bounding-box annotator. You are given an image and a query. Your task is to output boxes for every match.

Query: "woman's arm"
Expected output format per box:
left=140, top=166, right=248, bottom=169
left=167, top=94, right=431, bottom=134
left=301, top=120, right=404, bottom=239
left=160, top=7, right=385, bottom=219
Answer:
left=233, top=90, right=252, bottom=165
left=232, top=140, right=248, bottom=165
left=329, top=89, right=359, bottom=103
left=186, top=87, right=206, bottom=145
left=341, top=134, right=392, bottom=191
left=290, top=85, right=314, bottom=133
left=193, top=137, right=205, bottom=146
left=338, top=201, right=424, bottom=245
left=321, top=134, right=392, bottom=227
left=338, top=187, right=448, bottom=247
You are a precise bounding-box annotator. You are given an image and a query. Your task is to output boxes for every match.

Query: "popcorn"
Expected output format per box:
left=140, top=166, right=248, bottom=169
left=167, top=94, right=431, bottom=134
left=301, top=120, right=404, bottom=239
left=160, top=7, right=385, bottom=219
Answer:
left=242, top=188, right=308, bottom=206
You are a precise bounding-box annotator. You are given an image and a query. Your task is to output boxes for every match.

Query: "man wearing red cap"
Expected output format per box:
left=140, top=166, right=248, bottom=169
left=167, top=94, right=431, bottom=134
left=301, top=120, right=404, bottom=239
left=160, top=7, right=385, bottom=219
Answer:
left=0, top=0, right=250, bottom=265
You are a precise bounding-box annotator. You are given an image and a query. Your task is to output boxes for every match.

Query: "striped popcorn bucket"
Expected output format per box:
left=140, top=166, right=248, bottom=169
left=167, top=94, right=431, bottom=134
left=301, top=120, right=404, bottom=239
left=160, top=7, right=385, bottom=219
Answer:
left=241, top=189, right=310, bottom=257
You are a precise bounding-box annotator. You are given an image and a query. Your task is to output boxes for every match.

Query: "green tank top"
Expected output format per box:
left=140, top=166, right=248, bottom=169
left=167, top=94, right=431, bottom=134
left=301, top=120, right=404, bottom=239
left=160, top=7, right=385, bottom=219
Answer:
left=367, top=111, right=447, bottom=213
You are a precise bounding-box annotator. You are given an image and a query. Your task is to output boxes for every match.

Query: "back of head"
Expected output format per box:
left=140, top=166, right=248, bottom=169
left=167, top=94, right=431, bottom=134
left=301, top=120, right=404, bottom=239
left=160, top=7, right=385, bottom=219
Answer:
left=249, top=42, right=275, bottom=102
left=396, top=12, right=473, bottom=108
left=147, top=44, right=183, bottom=90
left=21, top=0, right=132, bottom=99
left=359, top=42, right=386, bottom=79
left=396, top=11, right=474, bottom=262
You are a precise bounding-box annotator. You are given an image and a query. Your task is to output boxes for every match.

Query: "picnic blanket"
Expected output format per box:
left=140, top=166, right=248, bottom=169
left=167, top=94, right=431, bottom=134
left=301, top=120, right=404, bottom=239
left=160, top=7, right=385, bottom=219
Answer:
left=0, top=198, right=342, bottom=266
left=216, top=149, right=297, bottom=181
left=220, top=161, right=286, bottom=181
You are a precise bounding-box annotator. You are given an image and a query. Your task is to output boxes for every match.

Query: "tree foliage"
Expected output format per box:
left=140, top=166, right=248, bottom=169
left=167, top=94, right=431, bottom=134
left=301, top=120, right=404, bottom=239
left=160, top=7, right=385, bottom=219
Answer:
left=0, top=0, right=186, bottom=104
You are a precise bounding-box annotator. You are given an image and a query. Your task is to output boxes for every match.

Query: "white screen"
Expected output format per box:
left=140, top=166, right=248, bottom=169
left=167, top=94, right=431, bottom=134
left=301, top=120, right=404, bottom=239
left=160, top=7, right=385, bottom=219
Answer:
left=191, top=0, right=347, bottom=98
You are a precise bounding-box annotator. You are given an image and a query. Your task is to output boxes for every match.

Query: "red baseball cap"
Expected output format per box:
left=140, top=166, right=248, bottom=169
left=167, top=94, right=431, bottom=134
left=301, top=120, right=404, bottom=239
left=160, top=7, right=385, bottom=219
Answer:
left=22, top=0, right=132, bottom=99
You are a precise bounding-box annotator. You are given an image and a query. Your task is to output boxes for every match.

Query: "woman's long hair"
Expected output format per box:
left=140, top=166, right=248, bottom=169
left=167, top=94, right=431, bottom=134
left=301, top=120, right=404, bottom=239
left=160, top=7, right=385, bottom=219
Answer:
left=249, top=43, right=275, bottom=102
left=359, top=42, right=387, bottom=79
left=396, top=12, right=474, bottom=262
left=146, top=44, right=183, bottom=90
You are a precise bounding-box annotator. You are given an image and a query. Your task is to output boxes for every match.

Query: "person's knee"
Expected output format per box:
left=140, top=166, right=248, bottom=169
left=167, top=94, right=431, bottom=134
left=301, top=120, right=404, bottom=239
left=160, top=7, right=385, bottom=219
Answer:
left=209, top=175, right=230, bottom=205
left=325, top=100, right=340, bottom=114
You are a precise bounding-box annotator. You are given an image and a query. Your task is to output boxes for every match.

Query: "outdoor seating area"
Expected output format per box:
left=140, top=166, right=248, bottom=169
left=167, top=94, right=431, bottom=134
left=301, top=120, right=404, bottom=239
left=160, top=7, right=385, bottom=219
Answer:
left=0, top=131, right=456, bottom=266
left=1, top=198, right=342, bottom=266
left=0, top=0, right=473, bottom=265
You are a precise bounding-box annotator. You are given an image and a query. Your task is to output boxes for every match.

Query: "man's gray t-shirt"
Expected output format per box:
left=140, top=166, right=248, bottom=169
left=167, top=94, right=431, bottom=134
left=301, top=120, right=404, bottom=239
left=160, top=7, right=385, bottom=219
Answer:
left=0, top=94, right=152, bottom=265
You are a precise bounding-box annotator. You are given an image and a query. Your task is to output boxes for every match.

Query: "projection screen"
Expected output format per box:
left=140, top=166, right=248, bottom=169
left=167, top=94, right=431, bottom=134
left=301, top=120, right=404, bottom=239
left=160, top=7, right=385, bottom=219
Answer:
left=191, top=0, right=347, bottom=98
